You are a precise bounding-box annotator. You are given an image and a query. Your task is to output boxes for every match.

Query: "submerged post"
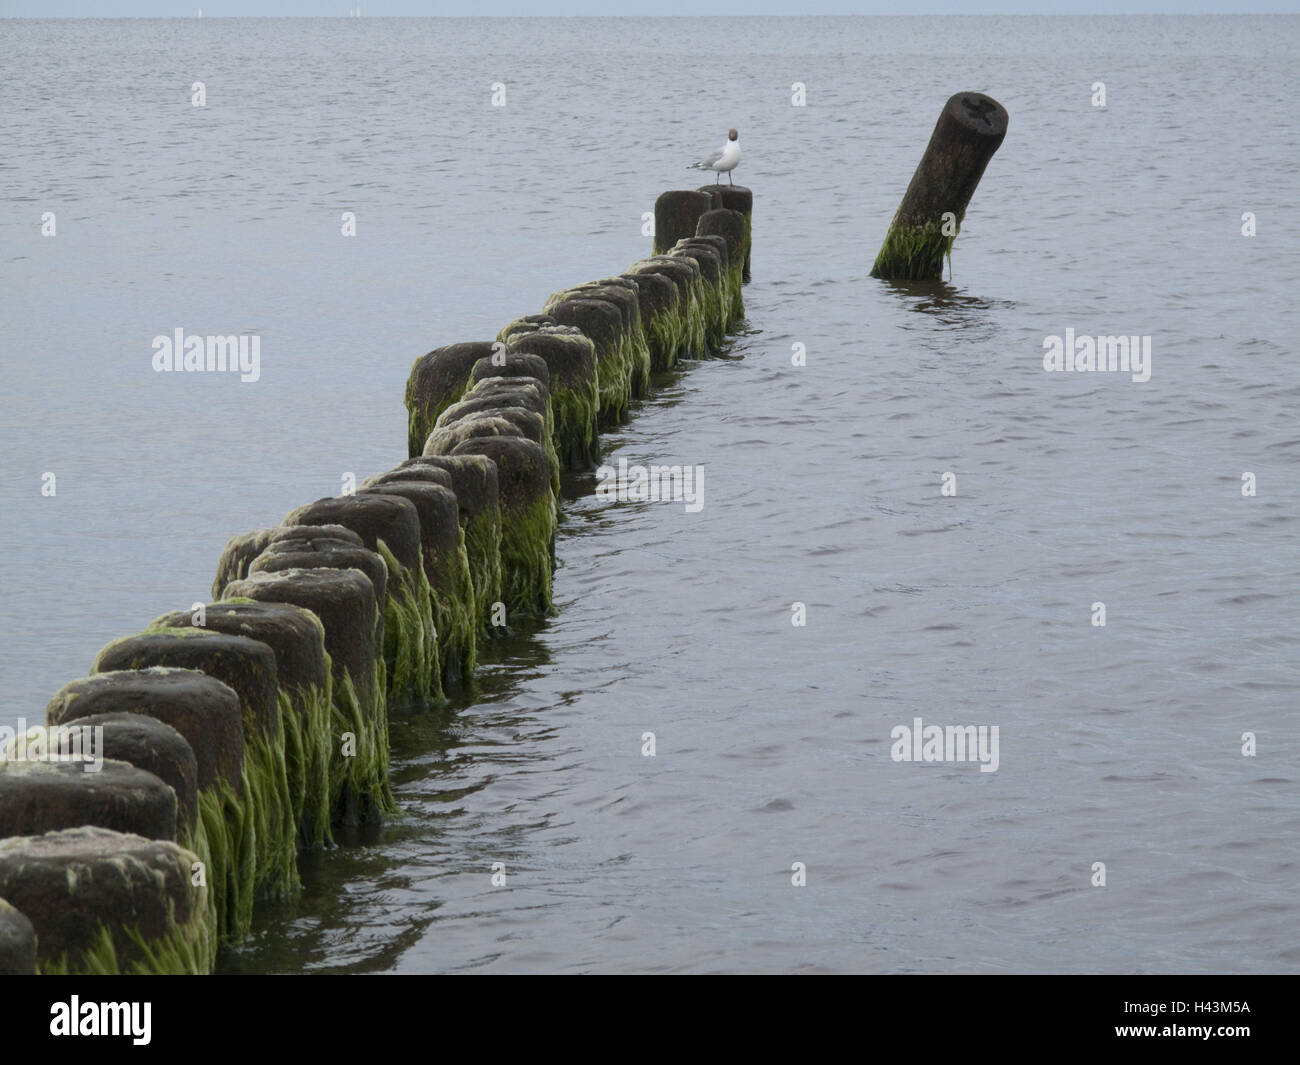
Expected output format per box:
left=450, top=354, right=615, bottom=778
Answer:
left=870, top=92, right=1008, bottom=281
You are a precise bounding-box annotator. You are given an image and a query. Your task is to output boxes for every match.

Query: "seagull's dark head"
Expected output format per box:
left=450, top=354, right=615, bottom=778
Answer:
left=728, top=128, right=739, bottom=141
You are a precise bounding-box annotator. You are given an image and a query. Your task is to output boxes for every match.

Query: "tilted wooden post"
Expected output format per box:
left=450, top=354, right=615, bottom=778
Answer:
left=870, top=92, right=1008, bottom=281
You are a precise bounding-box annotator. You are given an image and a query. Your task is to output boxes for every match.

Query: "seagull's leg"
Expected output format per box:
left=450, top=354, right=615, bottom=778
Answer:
left=728, top=172, right=733, bottom=186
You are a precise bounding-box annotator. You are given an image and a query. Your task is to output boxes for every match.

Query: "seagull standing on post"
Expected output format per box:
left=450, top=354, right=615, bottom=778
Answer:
left=688, top=128, right=741, bottom=185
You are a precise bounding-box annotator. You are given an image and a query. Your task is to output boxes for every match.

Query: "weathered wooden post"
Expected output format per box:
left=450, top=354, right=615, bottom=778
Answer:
left=405, top=342, right=498, bottom=458
left=47, top=668, right=251, bottom=943
left=358, top=479, right=477, bottom=688
left=152, top=601, right=334, bottom=851
left=399, top=454, right=503, bottom=639
left=870, top=92, right=1008, bottom=281
left=0, top=827, right=211, bottom=975
left=699, top=185, right=752, bottom=282
left=506, top=326, right=601, bottom=466
left=696, top=209, right=747, bottom=324
left=91, top=630, right=298, bottom=904
left=223, top=567, right=392, bottom=827
left=284, top=494, right=439, bottom=709
left=653, top=190, right=712, bottom=256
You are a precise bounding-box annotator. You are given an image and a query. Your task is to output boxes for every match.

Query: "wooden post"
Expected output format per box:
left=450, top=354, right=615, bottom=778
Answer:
left=870, top=92, right=1008, bottom=281
left=653, top=190, right=712, bottom=256
left=699, top=185, right=752, bottom=282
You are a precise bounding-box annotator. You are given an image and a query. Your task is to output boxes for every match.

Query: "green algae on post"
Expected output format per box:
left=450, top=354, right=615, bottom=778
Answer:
left=544, top=282, right=651, bottom=398
left=222, top=567, right=395, bottom=825
left=151, top=600, right=335, bottom=852
left=451, top=435, right=556, bottom=619
left=547, top=298, right=633, bottom=425
left=377, top=538, right=440, bottom=706
left=404, top=341, right=500, bottom=458
left=870, top=217, right=956, bottom=283
left=361, top=466, right=475, bottom=680
left=44, top=667, right=253, bottom=945
left=90, top=630, right=299, bottom=906
left=627, top=256, right=708, bottom=361
left=434, top=385, right=562, bottom=497
left=698, top=183, right=753, bottom=283
left=359, top=480, right=478, bottom=689
left=695, top=210, right=747, bottom=326
left=669, top=241, right=727, bottom=353
left=506, top=326, right=601, bottom=468
left=41, top=914, right=213, bottom=976
left=400, top=454, right=504, bottom=639
left=615, top=270, right=681, bottom=373
left=0, top=826, right=212, bottom=975
left=284, top=494, right=442, bottom=708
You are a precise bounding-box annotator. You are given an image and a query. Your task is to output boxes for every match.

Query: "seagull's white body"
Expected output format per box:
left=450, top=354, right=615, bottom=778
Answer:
left=688, top=129, right=741, bottom=184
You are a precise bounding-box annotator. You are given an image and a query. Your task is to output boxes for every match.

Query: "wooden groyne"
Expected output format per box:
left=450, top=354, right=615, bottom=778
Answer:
left=0, top=185, right=752, bottom=975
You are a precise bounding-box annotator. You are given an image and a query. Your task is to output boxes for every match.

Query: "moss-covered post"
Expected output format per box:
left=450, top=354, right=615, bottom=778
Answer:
left=451, top=436, right=555, bottom=620
left=653, top=190, right=713, bottom=257
left=548, top=298, right=632, bottom=425
left=405, top=342, right=499, bottom=458
left=0, top=827, right=211, bottom=975
left=614, top=271, right=679, bottom=373
left=506, top=327, right=600, bottom=466
left=870, top=92, right=1008, bottom=281
left=699, top=185, right=752, bottom=282
left=431, top=377, right=560, bottom=496
left=669, top=241, right=726, bottom=354
left=0, top=758, right=179, bottom=842
left=222, top=567, right=393, bottom=827
left=399, top=455, right=503, bottom=637
left=358, top=480, right=477, bottom=689
left=496, top=314, right=554, bottom=345
left=212, top=524, right=363, bottom=602
left=284, top=494, right=440, bottom=710
left=151, top=601, right=334, bottom=852
left=90, top=631, right=298, bottom=906
left=46, top=668, right=251, bottom=945
left=696, top=209, right=747, bottom=326
left=625, top=257, right=705, bottom=360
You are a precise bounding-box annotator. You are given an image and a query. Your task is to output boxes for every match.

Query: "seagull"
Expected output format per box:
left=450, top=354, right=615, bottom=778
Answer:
left=688, top=128, right=741, bottom=185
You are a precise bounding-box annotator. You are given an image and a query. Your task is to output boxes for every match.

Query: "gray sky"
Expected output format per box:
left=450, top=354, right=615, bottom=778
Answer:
left=4, top=1, right=1298, bottom=15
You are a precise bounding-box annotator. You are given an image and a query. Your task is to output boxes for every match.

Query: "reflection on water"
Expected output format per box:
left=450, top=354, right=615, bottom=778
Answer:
left=879, top=278, right=1018, bottom=345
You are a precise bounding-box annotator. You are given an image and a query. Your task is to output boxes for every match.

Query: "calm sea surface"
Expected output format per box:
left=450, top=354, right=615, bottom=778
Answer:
left=2, top=15, right=1298, bottom=973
